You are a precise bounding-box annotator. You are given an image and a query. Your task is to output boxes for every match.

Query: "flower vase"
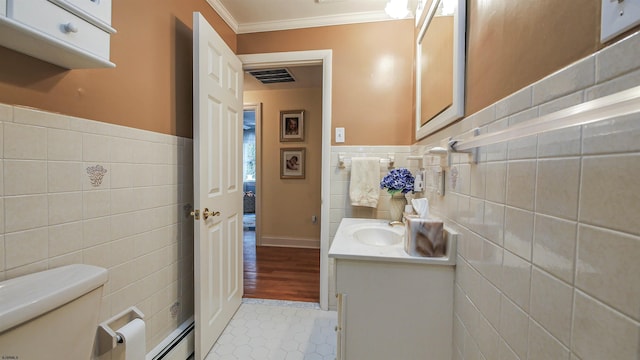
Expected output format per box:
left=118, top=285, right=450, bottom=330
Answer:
left=389, top=192, right=407, bottom=222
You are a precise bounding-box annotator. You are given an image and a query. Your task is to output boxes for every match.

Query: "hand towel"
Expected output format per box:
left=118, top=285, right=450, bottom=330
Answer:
left=349, top=157, right=380, bottom=208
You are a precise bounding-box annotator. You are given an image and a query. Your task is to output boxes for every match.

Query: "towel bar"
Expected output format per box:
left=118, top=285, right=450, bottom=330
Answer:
left=338, top=153, right=395, bottom=169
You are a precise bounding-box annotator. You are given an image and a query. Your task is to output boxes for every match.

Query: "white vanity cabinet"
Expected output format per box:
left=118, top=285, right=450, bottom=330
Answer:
left=329, top=218, right=457, bottom=360
left=0, top=0, right=116, bottom=68
left=335, top=259, right=454, bottom=360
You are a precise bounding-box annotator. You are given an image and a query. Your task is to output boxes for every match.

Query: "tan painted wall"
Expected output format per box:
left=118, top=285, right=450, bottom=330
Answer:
left=244, top=88, right=322, bottom=246
left=465, top=0, right=600, bottom=116
left=0, top=0, right=235, bottom=138
left=238, top=21, right=415, bottom=146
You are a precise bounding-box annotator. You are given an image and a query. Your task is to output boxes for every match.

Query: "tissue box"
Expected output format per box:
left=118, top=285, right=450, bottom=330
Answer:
left=403, top=215, right=445, bottom=257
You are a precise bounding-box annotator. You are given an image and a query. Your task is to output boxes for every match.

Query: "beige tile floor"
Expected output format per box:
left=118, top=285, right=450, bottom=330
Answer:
left=205, top=299, right=337, bottom=360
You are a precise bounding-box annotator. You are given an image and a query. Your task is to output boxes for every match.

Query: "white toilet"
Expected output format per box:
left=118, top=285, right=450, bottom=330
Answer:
left=0, top=264, right=108, bottom=359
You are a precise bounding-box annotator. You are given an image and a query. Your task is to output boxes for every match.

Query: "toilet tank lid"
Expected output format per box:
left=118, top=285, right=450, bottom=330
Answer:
left=0, top=264, right=108, bottom=333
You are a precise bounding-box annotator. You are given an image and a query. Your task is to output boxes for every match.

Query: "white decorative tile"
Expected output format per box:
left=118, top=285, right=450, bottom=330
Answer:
left=572, top=291, right=640, bottom=360
left=576, top=225, right=640, bottom=320
left=84, top=163, right=110, bottom=189
left=533, top=214, right=577, bottom=284
left=579, top=154, right=640, bottom=235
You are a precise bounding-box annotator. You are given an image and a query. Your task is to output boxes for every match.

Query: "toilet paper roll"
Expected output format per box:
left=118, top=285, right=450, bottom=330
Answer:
left=116, top=318, right=146, bottom=360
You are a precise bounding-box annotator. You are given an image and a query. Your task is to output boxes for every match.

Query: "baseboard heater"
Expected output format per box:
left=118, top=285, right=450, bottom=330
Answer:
left=148, top=317, right=194, bottom=360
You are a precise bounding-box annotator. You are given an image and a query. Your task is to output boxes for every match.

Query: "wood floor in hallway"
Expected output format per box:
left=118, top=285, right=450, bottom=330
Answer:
left=243, top=230, right=320, bottom=303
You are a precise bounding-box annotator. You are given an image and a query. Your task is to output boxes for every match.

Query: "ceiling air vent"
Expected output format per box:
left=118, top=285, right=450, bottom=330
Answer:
left=248, top=68, right=296, bottom=84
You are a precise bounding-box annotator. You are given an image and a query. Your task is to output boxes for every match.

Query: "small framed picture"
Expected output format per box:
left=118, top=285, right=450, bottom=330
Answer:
left=280, top=148, right=305, bottom=179
left=280, top=110, right=305, bottom=142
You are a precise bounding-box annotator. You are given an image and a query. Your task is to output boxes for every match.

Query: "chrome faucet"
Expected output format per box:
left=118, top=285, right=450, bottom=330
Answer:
left=388, top=221, right=404, bottom=227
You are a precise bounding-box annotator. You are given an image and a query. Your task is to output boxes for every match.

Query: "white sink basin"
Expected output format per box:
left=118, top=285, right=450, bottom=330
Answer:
left=352, top=227, right=403, bottom=246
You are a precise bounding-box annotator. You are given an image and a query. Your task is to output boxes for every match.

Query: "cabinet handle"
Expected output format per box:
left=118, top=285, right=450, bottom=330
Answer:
left=63, top=22, right=78, bottom=33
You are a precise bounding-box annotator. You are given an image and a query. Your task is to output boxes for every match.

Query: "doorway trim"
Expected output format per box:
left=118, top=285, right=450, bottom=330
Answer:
left=239, top=50, right=332, bottom=310
left=243, top=103, right=262, bottom=244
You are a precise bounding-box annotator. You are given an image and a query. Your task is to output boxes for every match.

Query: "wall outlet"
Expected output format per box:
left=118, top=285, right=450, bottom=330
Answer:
left=335, top=127, right=345, bottom=142
left=601, top=0, right=640, bottom=42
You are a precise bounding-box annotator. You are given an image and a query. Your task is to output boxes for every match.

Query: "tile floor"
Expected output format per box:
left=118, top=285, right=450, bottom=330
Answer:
left=205, top=299, right=338, bottom=360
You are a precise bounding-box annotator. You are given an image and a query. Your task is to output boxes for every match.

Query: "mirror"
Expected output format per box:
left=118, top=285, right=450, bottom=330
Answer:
left=415, top=0, right=466, bottom=139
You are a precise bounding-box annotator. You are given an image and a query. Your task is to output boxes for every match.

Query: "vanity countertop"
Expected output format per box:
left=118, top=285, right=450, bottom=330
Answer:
left=328, top=218, right=456, bottom=265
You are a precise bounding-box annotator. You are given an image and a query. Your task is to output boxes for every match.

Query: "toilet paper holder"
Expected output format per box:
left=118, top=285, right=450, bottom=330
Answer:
left=97, top=306, right=145, bottom=355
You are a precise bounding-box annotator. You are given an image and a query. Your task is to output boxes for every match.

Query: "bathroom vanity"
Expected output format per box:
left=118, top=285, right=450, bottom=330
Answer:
left=329, top=218, right=456, bottom=360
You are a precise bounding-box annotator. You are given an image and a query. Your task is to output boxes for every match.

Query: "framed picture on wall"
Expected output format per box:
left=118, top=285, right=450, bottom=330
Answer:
left=280, top=110, right=305, bottom=142
left=280, top=148, right=305, bottom=179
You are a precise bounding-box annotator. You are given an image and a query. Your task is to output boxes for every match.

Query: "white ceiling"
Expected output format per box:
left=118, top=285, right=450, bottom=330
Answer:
left=216, top=0, right=418, bottom=90
left=207, top=0, right=419, bottom=34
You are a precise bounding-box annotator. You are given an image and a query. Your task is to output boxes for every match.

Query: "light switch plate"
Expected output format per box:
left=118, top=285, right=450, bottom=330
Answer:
left=335, top=127, right=345, bottom=143
left=601, top=0, right=640, bottom=42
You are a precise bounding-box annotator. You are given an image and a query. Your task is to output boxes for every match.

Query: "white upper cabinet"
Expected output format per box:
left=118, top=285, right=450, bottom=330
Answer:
left=0, top=0, right=116, bottom=69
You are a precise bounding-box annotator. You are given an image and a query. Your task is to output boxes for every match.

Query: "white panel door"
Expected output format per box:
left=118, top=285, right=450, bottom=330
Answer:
left=193, top=12, right=243, bottom=360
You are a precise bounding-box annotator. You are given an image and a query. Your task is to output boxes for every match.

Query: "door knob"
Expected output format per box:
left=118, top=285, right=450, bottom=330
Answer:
left=202, top=208, right=220, bottom=220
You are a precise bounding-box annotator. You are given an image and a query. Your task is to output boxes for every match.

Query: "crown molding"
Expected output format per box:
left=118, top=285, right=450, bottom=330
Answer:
left=205, top=0, right=239, bottom=33
left=205, top=1, right=413, bottom=35
left=237, top=11, right=401, bottom=34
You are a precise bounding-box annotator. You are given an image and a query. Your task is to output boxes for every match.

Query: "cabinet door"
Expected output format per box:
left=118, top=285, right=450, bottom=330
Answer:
left=336, top=293, right=347, bottom=360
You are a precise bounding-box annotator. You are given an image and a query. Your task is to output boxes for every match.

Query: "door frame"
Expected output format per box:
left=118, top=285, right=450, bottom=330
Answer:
left=239, top=50, right=332, bottom=310
left=243, top=103, right=262, bottom=242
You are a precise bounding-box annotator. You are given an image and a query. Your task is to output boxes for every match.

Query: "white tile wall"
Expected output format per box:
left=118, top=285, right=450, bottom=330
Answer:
left=0, top=104, right=194, bottom=358
left=411, top=31, right=640, bottom=360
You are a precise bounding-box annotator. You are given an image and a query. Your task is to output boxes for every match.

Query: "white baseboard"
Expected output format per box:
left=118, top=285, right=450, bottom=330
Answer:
left=147, top=317, right=194, bottom=360
left=259, top=236, right=320, bottom=248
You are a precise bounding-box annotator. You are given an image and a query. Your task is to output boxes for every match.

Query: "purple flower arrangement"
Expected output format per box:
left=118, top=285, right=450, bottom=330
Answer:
left=380, top=167, right=415, bottom=195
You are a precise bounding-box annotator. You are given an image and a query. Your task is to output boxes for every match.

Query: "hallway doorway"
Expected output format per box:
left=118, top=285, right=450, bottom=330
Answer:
left=240, top=50, right=332, bottom=310
left=241, top=82, right=321, bottom=303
